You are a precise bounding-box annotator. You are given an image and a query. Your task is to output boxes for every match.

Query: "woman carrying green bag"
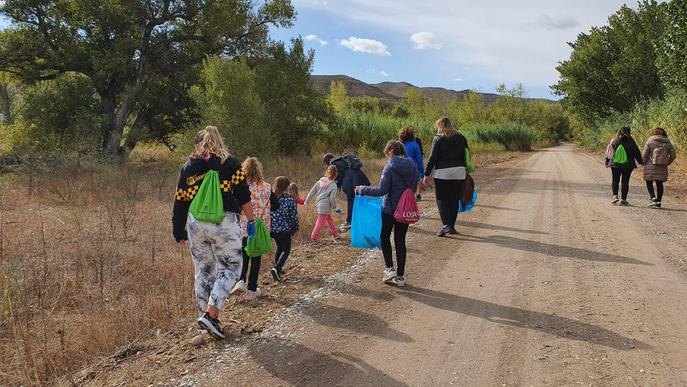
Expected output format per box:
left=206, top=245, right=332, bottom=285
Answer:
left=172, top=126, right=256, bottom=340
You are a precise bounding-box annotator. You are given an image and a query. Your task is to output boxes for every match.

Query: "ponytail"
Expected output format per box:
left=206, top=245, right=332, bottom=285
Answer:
left=196, top=125, right=229, bottom=162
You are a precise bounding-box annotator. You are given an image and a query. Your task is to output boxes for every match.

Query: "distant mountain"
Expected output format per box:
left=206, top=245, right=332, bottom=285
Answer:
left=309, top=75, right=400, bottom=101
left=310, top=75, right=553, bottom=104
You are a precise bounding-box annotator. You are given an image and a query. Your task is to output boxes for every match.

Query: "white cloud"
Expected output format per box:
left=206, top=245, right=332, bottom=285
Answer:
left=380, top=71, right=390, bottom=77
left=453, top=78, right=464, bottom=82
left=294, top=0, right=629, bottom=89
left=305, top=34, right=329, bottom=46
left=340, top=37, right=391, bottom=56
left=410, top=32, right=441, bottom=50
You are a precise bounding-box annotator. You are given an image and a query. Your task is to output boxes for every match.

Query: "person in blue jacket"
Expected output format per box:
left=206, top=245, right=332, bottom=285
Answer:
left=355, top=140, right=419, bottom=287
left=399, top=126, right=425, bottom=201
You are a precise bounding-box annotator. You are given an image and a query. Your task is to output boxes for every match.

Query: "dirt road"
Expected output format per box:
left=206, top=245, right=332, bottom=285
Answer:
left=201, top=144, right=687, bottom=386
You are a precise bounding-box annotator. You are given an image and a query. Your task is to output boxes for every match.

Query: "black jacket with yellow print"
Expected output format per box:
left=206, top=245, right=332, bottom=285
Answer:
left=172, top=154, right=251, bottom=242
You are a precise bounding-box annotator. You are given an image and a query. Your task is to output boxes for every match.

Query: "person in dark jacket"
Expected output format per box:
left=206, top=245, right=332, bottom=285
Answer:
left=172, top=126, right=256, bottom=340
left=423, top=117, right=469, bottom=237
left=604, top=126, right=643, bottom=206
left=399, top=126, right=425, bottom=201
left=324, top=152, right=371, bottom=228
left=270, top=176, right=299, bottom=281
left=356, top=140, right=419, bottom=287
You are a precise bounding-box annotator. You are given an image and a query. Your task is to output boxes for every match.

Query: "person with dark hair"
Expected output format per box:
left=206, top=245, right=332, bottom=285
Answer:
left=399, top=126, right=425, bottom=201
left=642, top=127, right=677, bottom=208
left=424, top=117, right=469, bottom=237
left=270, top=176, right=299, bottom=281
left=356, top=140, right=419, bottom=287
left=605, top=126, right=643, bottom=206
left=325, top=152, right=371, bottom=229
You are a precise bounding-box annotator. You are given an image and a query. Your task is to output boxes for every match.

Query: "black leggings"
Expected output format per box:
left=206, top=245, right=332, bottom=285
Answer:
left=272, top=232, right=292, bottom=273
left=346, top=193, right=355, bottom=224
left=381, top=213, right=410, bottom=277
left=240, top=238, right=261, bottom=291
left=646, top=180, right=664, bottom=202
left=611, top=168, right=633, bottom=200
left=434, top=178, right=464, bottom=229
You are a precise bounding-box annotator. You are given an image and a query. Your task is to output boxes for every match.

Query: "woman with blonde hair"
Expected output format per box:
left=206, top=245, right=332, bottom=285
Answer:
left=231, top=157, right=279, bottom=299
left=172, top=125, right=256, bottom=340
left=424, top=117, right=470, bottom=237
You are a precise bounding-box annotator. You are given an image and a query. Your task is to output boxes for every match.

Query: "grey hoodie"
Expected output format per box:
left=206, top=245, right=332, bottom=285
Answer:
left=305, top=177, right=339, bottom=214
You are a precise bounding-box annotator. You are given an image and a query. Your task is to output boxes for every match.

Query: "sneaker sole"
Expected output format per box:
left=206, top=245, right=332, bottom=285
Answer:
left=394, top=281, right=405, bottom=287
left=197, top=318, right=225, bottom=340
left=383, top=276, right=396, bottom=283
left=271, top=269, right=281, bottom=282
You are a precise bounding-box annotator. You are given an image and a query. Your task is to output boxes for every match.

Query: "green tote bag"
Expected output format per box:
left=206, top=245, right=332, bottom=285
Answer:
left=465, top=148, right=475, bottom=173
left=189, top=170, right=225, bottom=224
left=244, top=219, right=272, bottom=257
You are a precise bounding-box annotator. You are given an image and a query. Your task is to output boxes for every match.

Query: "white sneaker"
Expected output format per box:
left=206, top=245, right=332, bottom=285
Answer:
left=611, top=195, right=620, bottom=204
left=231, top=279, right=246, bottom=294
left=393, top=276, right=405, bottom=287
left=383, top=268, right=397, bottom=283
left=245, top=288, right=262, bottom=300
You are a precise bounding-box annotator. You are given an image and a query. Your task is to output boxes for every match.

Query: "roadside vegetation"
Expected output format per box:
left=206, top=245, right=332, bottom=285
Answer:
left=554, top=0, right=687, bottom=151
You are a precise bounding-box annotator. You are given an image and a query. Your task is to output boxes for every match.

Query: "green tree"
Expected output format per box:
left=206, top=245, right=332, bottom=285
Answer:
left=657, top=0, right=687, bottom=90
left=0, top=0, right=294, bottom=155
left=328, top=80, right=348, bottom=113
left=552, top=1, right=667, bottom=125
left=5, top=73, right=102, bottom=154
left=252, top=38, right=332, bottom=154
left=0, top=72, right=20, bottom=124
left=401, top=88, right=428, bottom=118
left=192, top=57, right=269, bottom=156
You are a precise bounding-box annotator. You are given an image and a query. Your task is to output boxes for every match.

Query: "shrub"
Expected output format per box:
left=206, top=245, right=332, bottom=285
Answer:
left=464, top=123, right=535, bottom=151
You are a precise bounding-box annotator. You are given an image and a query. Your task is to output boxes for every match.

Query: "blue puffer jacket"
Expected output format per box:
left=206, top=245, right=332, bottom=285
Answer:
left=360, top=156, right=419, bottom=215
left=402, top=140, right=425, bottom=178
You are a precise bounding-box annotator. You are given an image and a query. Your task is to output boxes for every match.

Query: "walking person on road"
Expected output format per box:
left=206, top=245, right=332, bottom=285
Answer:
left=642, top=127, right=677, bottom=208
left=423, top=117, right=470, bottom=237
left=605, top=127, right=643, bottom=206
left=356, top=140, right=419, bottom=287
left=324, top=152, right=371, bottom=229
left=172, top=126, right=256, bottom=340
left=399, top=126, right=425, bottom=201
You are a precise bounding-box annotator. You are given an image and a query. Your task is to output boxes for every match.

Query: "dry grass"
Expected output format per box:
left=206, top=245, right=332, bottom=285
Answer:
left=0, top=148, right=514, bottom=385
left=0, top=153, right=384, bottom=385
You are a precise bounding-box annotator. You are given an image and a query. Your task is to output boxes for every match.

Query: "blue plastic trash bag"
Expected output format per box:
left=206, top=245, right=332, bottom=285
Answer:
left=458, top=190, right=478, bottom=213
left=351, top=195, right=382, bottom=249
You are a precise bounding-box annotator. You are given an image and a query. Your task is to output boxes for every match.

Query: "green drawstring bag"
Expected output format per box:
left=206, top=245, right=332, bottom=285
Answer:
left=613, top=144, right=628, bottom=164
left=465, top=147, right=475, bottom=173
left=244, top=219, right=272, bottom=257
left=189, top=170, right=225, bottom=224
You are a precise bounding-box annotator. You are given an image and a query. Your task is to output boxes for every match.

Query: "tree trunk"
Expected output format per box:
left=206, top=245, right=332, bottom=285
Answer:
left=101, top=89, right=135, bottom=156
left=123, top=112, right=147, bottom=153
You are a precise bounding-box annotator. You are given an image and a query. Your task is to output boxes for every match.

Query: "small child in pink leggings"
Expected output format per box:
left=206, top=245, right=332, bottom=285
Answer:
left=305, top=165, right=341, bottom=242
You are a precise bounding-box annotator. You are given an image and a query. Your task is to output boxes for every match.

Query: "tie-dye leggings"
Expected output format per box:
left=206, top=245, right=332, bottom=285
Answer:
left=187, top=212, right=243, bottom=316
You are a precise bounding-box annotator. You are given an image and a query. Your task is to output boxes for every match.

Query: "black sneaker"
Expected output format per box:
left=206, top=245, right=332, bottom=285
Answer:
left=619, top=200, right=629, bottom=206
left=271, top=267, right=281, bottom=281
left=437, top=226, right=449, bottom=237
left=447, top=227, right=458, bottom=235
left=197, top=312, right=225, bottom=340
left=416, top=194, right=422, bottom=201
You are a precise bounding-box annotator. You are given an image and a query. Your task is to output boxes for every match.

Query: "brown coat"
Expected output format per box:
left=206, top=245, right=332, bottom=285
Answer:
left=642, top=135, right=676, bottom=182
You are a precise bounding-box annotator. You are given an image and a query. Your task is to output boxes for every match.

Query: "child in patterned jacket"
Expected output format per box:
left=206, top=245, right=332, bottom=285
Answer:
left=231, top=157, right=278, bottom=300
left=270, top=177, right=300, bottom=281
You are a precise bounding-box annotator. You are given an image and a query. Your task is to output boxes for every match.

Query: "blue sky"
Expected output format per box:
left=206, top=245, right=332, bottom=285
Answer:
left=2, top=1, right=632, bottom=99
left=272, top=0, right=633, bottom=99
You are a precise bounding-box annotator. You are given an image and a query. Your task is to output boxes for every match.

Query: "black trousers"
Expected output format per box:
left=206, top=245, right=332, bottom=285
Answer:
left=611, top=168, right=633, bottom=200
left=346, top=193, right=355, bottom=224
left=272, top=232, right=292, bottom=273
left=646, top=180, right=664, bottom=202
left=240, top=238, right=261, bottom=291
left=434, top=178, right=464, bottom=229
left=381, top=213, right=410, bottom=277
